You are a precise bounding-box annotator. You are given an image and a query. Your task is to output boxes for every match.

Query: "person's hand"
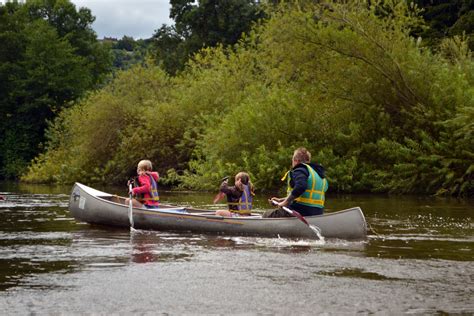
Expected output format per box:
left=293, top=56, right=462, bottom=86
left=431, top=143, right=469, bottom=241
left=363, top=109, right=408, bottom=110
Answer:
left=277, top=199, right=289, bottom=208
left=268, top=197, right=283, bottom=205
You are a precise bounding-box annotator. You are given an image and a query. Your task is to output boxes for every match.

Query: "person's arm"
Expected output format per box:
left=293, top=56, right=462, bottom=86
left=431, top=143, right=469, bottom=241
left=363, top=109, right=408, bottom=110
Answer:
left=149, top=171, right=159, bottom=182
left=132, top=175, right=151, bottom=195
left=220, top=181, right=243, bottom=201
left=278, top=168, right=308, bottom=207
left=220, top=179, right=232, bottom=194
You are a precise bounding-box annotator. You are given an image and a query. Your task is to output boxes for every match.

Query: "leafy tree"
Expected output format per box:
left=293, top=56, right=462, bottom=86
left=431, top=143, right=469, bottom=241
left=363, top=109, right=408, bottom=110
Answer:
left=151, top=0, right=265, bottom=74
left=0, top=0, right=111, bottom=179
left=150, top=24, right=189, bottom=75
left=114, top=36, right=136, bottom=51
left=25, top=0, right=111, bottom=84
left=412, top=0, right=474, bottom=50
left=110, top=36, right=151, bottom=70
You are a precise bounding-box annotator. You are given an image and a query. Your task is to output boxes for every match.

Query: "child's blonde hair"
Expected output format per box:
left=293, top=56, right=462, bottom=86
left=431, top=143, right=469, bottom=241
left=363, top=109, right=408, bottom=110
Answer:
left=137, top=159, right=153, bottom=172
left=235, top=172, right=255, bottom=195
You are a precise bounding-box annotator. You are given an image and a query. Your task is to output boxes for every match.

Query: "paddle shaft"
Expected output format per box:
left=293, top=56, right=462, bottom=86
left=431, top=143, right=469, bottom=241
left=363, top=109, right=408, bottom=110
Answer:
left=128, top=184, right=134, bottom=228
left=271, top=200, right=309, bottom=226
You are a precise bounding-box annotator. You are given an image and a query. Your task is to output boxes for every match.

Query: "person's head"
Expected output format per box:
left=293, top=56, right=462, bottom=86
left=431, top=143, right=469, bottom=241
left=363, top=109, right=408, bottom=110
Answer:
left=235, top=172, right=250, bottom=185
left=137, top=159, right=153, bottom=175
left=235, top=172, right=254, bottom=192
left=292, top=147, right=311, bottom=167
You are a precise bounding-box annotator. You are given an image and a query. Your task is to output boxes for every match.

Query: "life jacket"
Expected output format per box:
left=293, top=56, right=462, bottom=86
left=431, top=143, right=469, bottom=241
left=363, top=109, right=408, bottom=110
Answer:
left=283, top=163, right=328, bottom=208
left=147, top=174, right=160, bottom=204
left=228, top=184, right=253, bottom=215
left=133, top=174, right=160, bottom=204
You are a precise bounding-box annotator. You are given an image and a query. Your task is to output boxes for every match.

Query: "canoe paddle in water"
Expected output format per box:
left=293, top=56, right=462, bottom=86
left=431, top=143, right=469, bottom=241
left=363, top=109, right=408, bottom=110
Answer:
left=271, top=200, right=309, bottom=226
left=128, top=183, right=135, bottom=229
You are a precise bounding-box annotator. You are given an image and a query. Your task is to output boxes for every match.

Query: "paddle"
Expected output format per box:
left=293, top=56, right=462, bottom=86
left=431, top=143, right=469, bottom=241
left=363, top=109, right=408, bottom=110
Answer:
left=0, top=195, right=5, bottom=201
left=128, top=183, right=134, bottom=228
left=271, top=200, right=309, bottom=226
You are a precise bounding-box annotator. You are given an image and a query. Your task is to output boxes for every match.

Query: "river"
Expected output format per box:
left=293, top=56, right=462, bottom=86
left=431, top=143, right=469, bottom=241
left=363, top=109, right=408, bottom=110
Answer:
left=0, top=182, right=472, bottom=314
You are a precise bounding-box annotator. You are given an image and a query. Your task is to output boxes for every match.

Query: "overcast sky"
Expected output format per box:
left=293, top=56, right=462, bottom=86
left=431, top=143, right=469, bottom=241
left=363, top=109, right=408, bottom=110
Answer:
left=70, top=0, right=173, bottom=39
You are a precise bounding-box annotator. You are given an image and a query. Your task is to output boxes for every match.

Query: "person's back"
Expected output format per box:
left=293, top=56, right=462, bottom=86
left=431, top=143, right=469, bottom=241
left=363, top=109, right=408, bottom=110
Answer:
left=287, top=162, right=327, bottom=216
left=134, top=171, right=160, bottom=207
left=266, top=147, right=328, bottom=218
left=127, top=159, right=160, bottom=209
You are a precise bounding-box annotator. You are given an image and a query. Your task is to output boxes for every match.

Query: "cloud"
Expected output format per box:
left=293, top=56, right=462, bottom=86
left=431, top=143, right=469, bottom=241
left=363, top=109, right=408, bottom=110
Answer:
left=70, top=0, right=173, bottom=39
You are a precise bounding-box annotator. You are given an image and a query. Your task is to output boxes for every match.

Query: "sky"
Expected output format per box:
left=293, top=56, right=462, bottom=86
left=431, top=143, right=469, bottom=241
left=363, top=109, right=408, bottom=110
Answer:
left=70, top=0, right=173, bottom=39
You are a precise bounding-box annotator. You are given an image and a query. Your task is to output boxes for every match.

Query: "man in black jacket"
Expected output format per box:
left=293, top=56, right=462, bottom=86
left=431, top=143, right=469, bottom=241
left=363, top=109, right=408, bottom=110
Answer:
left=265, top=147, right=328, bottom=218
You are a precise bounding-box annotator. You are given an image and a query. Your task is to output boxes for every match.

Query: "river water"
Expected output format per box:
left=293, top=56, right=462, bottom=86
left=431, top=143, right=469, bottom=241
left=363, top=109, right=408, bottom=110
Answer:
left=0, top=182, right=472, bottom=314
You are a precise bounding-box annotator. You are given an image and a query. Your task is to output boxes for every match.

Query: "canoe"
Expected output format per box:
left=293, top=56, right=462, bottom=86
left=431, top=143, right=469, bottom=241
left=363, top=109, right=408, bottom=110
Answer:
left=68, top=182, right=367, bottom=240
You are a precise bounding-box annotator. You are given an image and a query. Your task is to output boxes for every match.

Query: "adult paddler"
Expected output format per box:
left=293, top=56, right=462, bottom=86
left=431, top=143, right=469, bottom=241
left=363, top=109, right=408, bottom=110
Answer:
left=265, top=147, right=328, bottom=218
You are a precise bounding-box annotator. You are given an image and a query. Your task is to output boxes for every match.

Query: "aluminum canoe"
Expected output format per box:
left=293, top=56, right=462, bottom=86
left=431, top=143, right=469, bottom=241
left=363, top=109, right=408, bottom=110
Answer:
left=69, top=182, right=367, bottom=240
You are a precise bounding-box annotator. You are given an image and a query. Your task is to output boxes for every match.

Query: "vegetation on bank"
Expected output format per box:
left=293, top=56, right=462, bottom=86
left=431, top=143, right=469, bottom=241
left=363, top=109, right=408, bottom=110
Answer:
left=22, top=1, right=473, bottom=197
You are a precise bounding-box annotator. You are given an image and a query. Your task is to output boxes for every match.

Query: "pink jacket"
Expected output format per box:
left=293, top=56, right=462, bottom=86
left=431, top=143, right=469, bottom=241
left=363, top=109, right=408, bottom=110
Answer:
left=132, top=172, right=159, bottom=206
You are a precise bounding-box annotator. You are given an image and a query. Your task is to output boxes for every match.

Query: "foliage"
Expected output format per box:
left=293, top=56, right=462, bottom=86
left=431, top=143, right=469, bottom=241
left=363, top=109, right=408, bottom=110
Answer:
left=24, top=1, right=473, bottom=197
left=23, top=66, right=173, bottom=183
left=150, top=0, right=265, bottom=74
left=109, top=36, right=152, bottom=70
left=412, top=0, right=474, bottom=51
left=0, top=0, right=112, bottom=179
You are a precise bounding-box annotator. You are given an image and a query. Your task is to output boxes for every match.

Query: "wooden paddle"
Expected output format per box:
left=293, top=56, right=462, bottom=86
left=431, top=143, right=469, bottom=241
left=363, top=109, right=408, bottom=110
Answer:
left=128, top=183, right=134, bottom=228
left=271, top=200, right=309, bottom=226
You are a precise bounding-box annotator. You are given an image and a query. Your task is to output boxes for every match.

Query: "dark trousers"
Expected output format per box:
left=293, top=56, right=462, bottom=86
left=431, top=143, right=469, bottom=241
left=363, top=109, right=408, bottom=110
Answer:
left=263, top=203, right=324, bottom=218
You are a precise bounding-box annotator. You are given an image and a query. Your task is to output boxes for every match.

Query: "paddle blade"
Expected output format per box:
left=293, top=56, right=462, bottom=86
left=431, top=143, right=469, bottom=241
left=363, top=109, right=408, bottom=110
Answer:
left=281, top=206, right=309, bottom=226
left=290, top=210, right=309, bottom=226
left=213, top=191, right=226, bottom=204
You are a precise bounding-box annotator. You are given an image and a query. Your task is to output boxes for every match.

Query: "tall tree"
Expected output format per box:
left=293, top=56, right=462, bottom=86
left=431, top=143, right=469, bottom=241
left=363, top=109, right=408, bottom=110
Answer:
left=0, top=0, right=111, bottom=179
left=151, top=0, right=265, bottom=74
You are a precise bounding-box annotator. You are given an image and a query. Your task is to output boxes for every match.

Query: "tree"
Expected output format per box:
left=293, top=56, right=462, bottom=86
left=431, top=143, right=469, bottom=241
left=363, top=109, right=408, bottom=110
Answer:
left=0, top=0, right=111, bottom=179
left=412, top=0, right=474, bottom=50
left=151, top=0, right=265, bottom=74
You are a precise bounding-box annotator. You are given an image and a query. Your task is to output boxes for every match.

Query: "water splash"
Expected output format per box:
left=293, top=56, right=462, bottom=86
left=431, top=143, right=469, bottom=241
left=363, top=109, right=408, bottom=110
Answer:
left=309, top=224, right=325, bottom=243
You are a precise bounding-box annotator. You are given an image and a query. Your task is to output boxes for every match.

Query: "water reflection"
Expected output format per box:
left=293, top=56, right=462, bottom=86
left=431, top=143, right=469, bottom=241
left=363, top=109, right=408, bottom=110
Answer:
left=317, top=268, right=404, bottom=281
left=129, top=230, right=194, bottom=264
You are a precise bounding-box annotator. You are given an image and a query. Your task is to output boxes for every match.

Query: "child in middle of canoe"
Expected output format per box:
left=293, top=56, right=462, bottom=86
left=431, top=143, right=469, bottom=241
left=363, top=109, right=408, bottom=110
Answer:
left=215, top=172, right=255, bottom=217
left=126, top=159, right=160, bottom=209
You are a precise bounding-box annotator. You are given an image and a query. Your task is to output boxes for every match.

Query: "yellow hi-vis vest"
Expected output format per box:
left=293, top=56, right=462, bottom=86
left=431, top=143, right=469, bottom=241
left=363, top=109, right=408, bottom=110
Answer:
left=282, top=163, right=328, bottom=208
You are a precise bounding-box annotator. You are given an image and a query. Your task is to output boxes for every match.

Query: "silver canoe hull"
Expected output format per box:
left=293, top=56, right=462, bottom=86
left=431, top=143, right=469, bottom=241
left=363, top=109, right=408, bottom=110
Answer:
left=69, top=182, right=367, bottom=240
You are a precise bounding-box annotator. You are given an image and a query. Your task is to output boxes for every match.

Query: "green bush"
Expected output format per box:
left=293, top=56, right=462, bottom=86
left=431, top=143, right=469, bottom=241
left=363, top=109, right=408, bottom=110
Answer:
left=24, top=1, right=473, bottom=197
